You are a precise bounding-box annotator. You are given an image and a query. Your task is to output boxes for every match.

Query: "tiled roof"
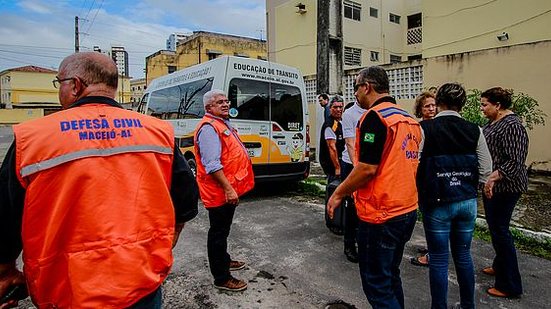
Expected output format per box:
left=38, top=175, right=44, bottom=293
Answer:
left=6, top=65, right=57, bottom=74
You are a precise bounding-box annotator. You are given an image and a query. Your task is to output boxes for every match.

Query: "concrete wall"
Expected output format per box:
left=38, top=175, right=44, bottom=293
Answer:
left=272, top=0, right=318, bottom=76
left=0, top=109, right=44, bottom=124
left=424, top=40, right=551, bottom=170
left=423, top=0, right=551, bottom=58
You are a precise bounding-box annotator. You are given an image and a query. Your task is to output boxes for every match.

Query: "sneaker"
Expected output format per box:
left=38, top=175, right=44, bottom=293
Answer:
left=214, top=277, right=248, bottom=292
left=230, top=260, right=246, bottom=271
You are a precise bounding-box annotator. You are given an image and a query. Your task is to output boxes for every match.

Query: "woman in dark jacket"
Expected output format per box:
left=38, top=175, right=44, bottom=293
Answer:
left=418, top=83, right=492, bottom=309
left=480, top=87, right=529, bottom=298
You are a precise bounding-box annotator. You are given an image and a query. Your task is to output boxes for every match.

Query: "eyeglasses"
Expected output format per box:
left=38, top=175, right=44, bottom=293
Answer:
left=52, top=77, right=74, bottom=89
left=354, top=80, right=378, bottom=92
left=354, top=83, right=367, bottom=92
left=52, top=76, right=88, bottom=89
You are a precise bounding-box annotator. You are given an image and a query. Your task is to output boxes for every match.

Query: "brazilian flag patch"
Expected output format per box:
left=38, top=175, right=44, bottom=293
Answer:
left=363, top=133, right=375, bottom=143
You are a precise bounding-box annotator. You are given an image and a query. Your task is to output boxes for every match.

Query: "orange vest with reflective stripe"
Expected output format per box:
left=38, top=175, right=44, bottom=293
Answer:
left=13, top=103, right=176, bottom=308
left=194, top=115, right=255, bottom=208
left=354, top=102, right=421, bottom=223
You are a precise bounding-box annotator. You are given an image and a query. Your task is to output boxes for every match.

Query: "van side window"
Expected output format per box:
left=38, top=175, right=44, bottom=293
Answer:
left=148, top=78, right=213, bottom=120
left=228, top=78, right=303, bottom=131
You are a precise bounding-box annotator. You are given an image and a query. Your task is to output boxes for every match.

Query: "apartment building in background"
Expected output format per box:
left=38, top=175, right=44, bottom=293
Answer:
left=166, top=32, right=191, bottom=51
left=146, top=31, right=267, bottom=85
left=111, top=46, right=129, bottom=77
left=267, top=0, right=551, bottom=171
left=267, top=0, right=422, bottom=75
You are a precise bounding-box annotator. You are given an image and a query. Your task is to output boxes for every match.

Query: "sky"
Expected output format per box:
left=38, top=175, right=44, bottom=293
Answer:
left=0, top=0, right=266, bottom=78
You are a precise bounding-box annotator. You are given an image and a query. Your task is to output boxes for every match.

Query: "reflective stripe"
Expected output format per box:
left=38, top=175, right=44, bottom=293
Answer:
left=20, top=145, right=172, bottom=177
left=379, top=107, right=413, bottom=119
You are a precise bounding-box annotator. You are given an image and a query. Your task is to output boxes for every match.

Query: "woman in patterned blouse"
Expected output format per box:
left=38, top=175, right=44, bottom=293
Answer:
left=480, top=87, right=529, bottom=299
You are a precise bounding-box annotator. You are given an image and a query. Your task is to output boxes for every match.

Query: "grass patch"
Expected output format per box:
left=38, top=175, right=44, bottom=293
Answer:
left=474, top=224, right=551, bottom=260
left=297, top=178, right=325, bottom=198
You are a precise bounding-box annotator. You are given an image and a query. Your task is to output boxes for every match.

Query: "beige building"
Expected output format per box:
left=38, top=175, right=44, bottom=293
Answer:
left=268, top=0, right=551, bottom=170
left=267, top=0, right=423, bottom=76
left=146, top=31, right=267, bottom=85
left=0, top=66, right=59, bottom=108
left=130, top=78, right=147, bottom=107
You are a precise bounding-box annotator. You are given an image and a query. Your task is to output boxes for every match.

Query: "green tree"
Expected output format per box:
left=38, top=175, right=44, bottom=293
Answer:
left=461, top=89, right=547, bottom=130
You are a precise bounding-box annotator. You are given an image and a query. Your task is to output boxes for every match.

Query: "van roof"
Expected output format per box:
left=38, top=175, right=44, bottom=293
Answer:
left=146, top=56, right=303, bottom=93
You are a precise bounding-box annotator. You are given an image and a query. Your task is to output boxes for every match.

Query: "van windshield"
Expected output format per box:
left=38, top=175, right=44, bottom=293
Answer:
left=228, top=78, right=303, bottom=131
left=147, top=78, right=213, bottom=119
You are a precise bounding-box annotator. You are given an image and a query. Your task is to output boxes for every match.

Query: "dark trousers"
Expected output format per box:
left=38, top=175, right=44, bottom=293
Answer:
left=207, top=203, right=237, bottom=285
left=483, top=192, right=523, bottom=295
left=128, top=287, right=162, bottom=309
left=340, top=160, right=358, bottom=248
left=357, top=210, right=417, bottom=309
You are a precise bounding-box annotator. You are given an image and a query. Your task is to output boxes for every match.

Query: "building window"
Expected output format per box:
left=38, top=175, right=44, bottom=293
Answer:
left=207, top=49, right=223, bottom=61
left=390, top=54, right=401, bottom=63
left=344, top=47, right=362, bottom=66
left=370, top=51, right=379, bottom=62
left=369, top=7, right=378, bottom=18
left=389, top=13, right=401, bottom=24
left=168, top=66, right=177, bottom=74
left=344, top=1, right=361, bottom=21
left=408, top=13, right=422, bottom=29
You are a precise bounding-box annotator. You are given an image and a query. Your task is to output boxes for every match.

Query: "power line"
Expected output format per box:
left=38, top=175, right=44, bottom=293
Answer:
left=85, top=0, right=104, bottom=35
left=0, top=49, right=66, bottom=59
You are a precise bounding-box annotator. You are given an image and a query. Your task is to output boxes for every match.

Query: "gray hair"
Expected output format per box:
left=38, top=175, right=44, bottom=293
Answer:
left=59, top=52, right=118, bottom=89
left=203, top=89, right=227, bottom=108
left=330, top=95, right=344, bottom=107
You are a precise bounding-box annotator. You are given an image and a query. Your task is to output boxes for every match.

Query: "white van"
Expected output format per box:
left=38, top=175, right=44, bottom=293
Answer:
left=138, top=56, right=310, bottom=181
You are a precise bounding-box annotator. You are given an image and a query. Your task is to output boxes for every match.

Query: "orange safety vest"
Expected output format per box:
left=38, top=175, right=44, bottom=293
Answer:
left=354, top=102, right=421, bottom=223
left=13, top=103, right=176, bottom=308
left=194, top=114, right=255, bottom=208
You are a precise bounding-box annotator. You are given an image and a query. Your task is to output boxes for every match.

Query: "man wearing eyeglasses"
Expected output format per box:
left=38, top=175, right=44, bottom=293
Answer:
left=193, top=89, right=254, bottom=292
left=0, top=52, right=198, bottom=308
left=327, top=66, right=421, bottom=308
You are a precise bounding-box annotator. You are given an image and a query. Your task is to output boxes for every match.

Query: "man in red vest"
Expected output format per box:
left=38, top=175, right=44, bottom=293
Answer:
left=194, top=89, right=255, bottom=292
left=0, top=52, right=198, bottom=308
left=328, top=66, right=421, bottom=308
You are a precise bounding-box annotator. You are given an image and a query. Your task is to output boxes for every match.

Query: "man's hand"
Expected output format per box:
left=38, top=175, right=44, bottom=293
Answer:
left=172, top=223, right=185, bottom=249
left=327, top=193, right=343, bottom=219
left=0, top=264, right=26, bottom=309
left=224, top=187, right=239, bottom=205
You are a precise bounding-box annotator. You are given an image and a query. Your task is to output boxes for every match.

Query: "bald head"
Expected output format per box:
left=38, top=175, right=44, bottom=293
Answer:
left=59, top=52, right=118, bottom=90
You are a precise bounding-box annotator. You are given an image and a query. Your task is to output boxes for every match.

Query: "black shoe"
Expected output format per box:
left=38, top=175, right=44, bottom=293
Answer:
left=344, top=247, right=358, bottom=263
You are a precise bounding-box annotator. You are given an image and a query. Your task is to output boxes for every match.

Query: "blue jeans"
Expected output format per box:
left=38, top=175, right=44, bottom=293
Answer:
left=422, top=198, right=477, bottom=309
left=128, top=287, right=162, bottom=309
left=483, top=192, right=523, bottom=295
left=357, top=210, right=417, bottom=309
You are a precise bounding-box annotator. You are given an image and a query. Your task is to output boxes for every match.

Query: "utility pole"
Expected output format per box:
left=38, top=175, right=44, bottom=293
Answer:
left=75, top=16, right=80, bottom=52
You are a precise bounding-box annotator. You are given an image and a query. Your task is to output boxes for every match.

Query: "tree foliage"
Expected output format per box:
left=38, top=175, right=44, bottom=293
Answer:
left=460, top=89, right=547, bottom=130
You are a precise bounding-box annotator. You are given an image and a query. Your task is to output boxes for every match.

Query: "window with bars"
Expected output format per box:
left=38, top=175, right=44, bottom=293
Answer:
left=344, top=47, right=362, bottom=66
left=389, top=13, right=401, bottom=24
left=370, top=51, right=379, bottom=62
left=344, top=1, right=361, bottom=21
left=390, top=54, right=402, bottom=63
